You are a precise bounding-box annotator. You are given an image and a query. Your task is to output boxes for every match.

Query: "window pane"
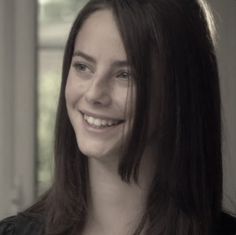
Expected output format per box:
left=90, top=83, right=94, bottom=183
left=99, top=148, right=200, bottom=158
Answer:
left=39, top=0, right=89, bottom=47
left=37, top=49, right=62, bottom=195
left=37, top=0, right=89, bottom=197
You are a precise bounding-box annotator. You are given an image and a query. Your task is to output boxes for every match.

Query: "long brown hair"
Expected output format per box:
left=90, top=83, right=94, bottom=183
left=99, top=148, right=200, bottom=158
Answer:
left=27, top=0, right=223, bottom=234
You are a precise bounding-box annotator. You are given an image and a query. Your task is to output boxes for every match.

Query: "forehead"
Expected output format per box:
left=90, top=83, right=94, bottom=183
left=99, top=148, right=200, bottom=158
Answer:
left=74, top=9, right=127, bottom=62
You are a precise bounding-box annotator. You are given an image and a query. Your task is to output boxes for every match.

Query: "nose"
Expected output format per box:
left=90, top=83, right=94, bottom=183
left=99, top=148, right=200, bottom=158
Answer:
left=84, top=75, right=111, bottom=107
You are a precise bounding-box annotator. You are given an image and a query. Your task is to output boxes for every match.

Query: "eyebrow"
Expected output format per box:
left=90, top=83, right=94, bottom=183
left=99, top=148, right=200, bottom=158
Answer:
left=73, top=50, right=96, bottom=63
left=73, top=50, right=130, bottom=68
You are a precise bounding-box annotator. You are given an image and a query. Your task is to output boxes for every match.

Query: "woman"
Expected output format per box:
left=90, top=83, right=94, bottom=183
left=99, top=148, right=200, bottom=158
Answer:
left=0, top=0, right=236, bottom=234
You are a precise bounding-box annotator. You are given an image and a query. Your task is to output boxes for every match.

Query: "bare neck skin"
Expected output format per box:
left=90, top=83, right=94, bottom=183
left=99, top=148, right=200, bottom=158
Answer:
left=83, top=147, right=156, bottom=235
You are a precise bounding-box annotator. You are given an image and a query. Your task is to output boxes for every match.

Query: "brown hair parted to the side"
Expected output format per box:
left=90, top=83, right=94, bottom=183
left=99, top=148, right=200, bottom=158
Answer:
left=26, top=0, right=222, bottom=235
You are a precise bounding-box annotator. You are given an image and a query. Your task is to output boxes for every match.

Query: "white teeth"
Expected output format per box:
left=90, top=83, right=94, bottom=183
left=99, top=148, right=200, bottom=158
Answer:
left=83, top=114, right=120, bottom=128
left=101, top=120, right=107, bottom=125
left=94, top=119, right=101, bottom=126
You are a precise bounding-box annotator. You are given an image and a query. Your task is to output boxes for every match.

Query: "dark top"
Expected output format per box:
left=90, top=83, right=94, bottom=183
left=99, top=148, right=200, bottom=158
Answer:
left=0, top=212, right=236, bottom=235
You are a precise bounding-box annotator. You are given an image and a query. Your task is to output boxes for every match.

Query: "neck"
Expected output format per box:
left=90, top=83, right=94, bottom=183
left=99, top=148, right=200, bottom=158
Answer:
left=85, top=148, right=155, bottom=235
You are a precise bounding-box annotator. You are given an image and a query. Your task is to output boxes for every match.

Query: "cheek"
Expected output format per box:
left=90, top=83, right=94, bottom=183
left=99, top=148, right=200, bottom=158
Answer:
left=65, top=74, right=80, bottom=106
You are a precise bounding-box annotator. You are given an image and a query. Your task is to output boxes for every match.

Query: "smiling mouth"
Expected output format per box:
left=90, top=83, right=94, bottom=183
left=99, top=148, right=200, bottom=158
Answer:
left=81, top=112, right=125, bottom=129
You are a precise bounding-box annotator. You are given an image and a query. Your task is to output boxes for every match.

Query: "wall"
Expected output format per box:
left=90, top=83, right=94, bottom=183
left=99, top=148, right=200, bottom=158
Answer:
left=0, top=0, right=37, bottom=219
left=208, top=0, right=236, bottom=212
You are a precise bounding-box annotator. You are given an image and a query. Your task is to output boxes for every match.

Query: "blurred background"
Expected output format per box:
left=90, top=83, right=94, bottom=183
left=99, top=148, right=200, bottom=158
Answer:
left=0, top=0, right=235, bottom=219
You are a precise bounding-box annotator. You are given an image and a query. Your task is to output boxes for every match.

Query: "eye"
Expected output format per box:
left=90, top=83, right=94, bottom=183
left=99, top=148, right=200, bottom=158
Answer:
left=116, top=71, right=131, bottom=80
left=72, top=62, right=91, bottom=73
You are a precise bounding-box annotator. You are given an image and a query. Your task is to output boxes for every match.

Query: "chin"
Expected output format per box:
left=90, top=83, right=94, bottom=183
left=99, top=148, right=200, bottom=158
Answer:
left=77, top=139, right=121, bottom=163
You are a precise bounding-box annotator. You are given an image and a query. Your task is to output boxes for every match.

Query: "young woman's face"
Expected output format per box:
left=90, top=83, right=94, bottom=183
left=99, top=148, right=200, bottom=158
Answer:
left=65, top=9, right=135, bottom=162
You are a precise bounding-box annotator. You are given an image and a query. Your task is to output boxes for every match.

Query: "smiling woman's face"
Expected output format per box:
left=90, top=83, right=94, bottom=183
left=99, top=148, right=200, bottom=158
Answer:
left=65, top=9, right=135, bottom=161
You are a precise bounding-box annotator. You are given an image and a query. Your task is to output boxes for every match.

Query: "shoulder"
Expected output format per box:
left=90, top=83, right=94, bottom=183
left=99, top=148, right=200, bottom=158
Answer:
left=0, top=213, right=44, bottom=235
left=215, top=212, right=236, bottom=235
left=0, top=216, right=15, bottom=235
